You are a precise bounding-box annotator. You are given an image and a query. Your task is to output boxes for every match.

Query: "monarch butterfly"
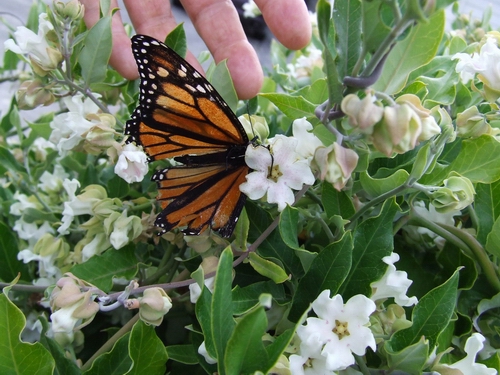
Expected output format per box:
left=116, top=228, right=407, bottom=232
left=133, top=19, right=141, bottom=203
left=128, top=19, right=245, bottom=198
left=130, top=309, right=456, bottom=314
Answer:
left=125, top=35, right=250, bottom=238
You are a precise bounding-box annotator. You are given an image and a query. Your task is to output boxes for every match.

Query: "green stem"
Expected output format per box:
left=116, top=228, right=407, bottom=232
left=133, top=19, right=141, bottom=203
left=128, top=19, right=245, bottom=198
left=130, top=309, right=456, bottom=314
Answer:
left=438, top=223, right=500, bottom=293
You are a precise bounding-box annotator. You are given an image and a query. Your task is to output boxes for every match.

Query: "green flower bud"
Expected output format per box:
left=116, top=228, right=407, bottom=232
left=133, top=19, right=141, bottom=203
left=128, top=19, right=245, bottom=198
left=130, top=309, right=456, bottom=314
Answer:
left=456, top=106, right=491, bottom=138
left=239, top=114, right=269, bottom=143
left=54, top=0, right=85, bottom=21
left=33, top=233, right=69, bottom=261
left=137, top=287, right=172, bottom=326
left=430, top=173, right=475, bottom=213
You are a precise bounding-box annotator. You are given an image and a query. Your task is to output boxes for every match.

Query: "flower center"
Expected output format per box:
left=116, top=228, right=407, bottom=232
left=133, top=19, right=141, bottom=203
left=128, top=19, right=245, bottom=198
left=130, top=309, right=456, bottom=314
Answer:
left=267, top=164, right=283, bottom=182
left=333, top=320, right=350, bottom=339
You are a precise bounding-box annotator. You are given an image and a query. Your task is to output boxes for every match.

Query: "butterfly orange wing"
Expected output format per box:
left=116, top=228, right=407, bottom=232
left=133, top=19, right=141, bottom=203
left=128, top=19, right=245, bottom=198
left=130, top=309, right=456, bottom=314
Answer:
left=125, top=35, right=250, bottom=237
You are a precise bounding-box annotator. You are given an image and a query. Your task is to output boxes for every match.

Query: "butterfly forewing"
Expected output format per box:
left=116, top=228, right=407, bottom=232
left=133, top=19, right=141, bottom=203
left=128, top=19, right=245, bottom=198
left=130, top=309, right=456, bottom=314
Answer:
left=125, top=35, right=250, bottom=237
left=125, top=35, right=249, bottom=160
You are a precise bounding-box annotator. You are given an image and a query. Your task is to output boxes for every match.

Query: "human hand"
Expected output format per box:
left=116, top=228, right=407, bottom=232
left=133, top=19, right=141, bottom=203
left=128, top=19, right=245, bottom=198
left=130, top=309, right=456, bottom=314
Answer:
left=80, top=0, right=312, bottom=99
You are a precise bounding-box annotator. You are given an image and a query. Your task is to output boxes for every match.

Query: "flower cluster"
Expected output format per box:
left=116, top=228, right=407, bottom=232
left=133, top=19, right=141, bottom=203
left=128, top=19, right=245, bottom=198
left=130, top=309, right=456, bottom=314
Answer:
left=290, top=291, right=377, bottom=373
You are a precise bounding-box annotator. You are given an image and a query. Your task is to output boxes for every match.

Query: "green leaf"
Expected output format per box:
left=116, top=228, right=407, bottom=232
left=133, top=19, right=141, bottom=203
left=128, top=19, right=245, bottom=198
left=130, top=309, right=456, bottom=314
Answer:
left=246, top=202, right=304, bottom=279
left=0, top=289, right=54, bottom=375
left=39, top=317, right=81, bottom=375
left=224, top=306, right=269, bottom=374
left=322, top=183, right=355, bottom=219
left=232, top=281, right=286, bottom=315
left=0, top=146, right=27, bottom=176
left=362, top=0, right=392, bottom=54
left=70, top=244, right=138, bottom=292
left=126, top=321, right=168, bottom=375
left=388, top=269, right=460, bottom=351
left=333, top=0, right=362, bottom=78
left=248, top=253, right=289, bottom=284
left=289, top=232, right=353, bottom=322
left=475, top=180, right=500, bottom=245
left=195, top=282, right=215, bottom=359
left=385, top=336, right=429, bottom=375
left=212, top=247, right=236, bottom=374
left=317, top=0, right=343, bottom=105
left=447, top=135, right=500, bottom=184
left=486, top=216, right=500, bottom=258
left=0, top=222, right=30, bottom=282
left=340, top=198, right=399, bottom=299
left=83, top=332, right=132, bottom=375
left=359, top=169, right=409, bottom=199
left=166, top=345, right=198, bottom=365
left=207, top=60, right=239, bottom=113
left=80, top=15, right=112, bottom=85
left=373, top=10, right=445, bottom=94
left=259, top=93, right=318, bottom=123
left=279, top=206, right=299, bottom=250
left=165, top=23, right=187, bottom=58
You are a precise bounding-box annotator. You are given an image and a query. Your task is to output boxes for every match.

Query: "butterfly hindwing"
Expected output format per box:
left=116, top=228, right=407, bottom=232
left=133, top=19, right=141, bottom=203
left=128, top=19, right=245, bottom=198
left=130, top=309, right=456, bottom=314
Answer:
left=125, top=35, right=250, bottom=237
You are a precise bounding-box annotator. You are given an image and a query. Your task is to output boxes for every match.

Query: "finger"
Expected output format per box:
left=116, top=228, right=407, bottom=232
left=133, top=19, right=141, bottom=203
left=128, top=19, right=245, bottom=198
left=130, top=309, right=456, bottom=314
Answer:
left=81, top=0, right=138, bottom=79
left=256, top=0, right=311, bottom=50
left=123, top=0, right=205, bottom=74
left=181, top=0, right=263, bottom=99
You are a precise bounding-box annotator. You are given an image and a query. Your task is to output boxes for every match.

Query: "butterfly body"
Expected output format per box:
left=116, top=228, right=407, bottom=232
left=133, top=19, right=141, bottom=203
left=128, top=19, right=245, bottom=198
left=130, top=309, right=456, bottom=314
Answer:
left=125, top=35, right=250, bottom=237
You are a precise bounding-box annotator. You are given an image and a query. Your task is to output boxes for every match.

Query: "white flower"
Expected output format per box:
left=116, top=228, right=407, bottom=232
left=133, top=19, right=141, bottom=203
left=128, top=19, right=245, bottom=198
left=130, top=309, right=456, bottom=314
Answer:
left=295, top=291, right=376, bottom=372
left=370, top=253, right=418, bottom=307
left=49, top=93, right=101, bottom=154
left=189, top=276, right=215, bottom=304
left=81, top=233, right=110, bottom=261
left=287, top=45, right=324, bottom=79
left=32, top=137, right=56, bottom=161
left=4, top=13, right=61, bottom=73
left=114, top=143, right=149, bottom=183
left=38, top=165, right=69, bottom=193
left=240, top=135, right=315, bottom=211
left=58, top=179, right=81, bottom=234
left=242, top=0, right=261, bottom=18
left=10, top=192, right=39, bottom=216
left=198, top=341, right=217, bottom=364
left=454, top=37, right=500, bottom=89
left=292, top=118, right=324, bottom=161
left=289, top=353, right=333, bottom=375
left=439, top=333, right=497, bottom=375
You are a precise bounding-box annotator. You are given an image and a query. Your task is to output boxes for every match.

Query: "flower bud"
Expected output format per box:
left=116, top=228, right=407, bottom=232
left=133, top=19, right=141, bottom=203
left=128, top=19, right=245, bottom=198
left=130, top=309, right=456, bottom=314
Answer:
left=239, top=114, right=269, bottom=143
left=50, top=274, right=99, bottom=345
left=29, top=46, right=63, bottom=76
left=103, top=210, right=143, bottom=249
left=341, top=92, right=384, bottom=131
left=54, top=0, right=85, bottom=21
left=372, top=103, right=422, bottom=156
left=33, top=233, right=69, bottom=261
left=430, top=174, right=475, bottom=213
left=314, top=143, right=359, bottom=190
left=16, top=80, right=55, bottom=109
left=396, top=95, right=441, bottom=142
left=137, top=287, right=172, bottom=326
left=370, top=304, right=412, bottom=340
left=82, top=114, right=118, bottom=154
left=456, top=106, right=491, bottom=138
